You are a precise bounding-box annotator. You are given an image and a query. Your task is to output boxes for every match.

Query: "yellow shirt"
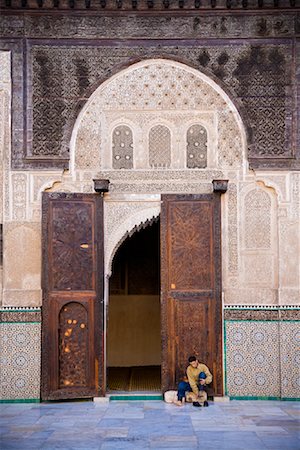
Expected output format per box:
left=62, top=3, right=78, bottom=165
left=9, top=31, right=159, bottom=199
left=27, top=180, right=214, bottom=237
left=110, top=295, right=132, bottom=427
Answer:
left=186, top=363, right=213, bottom=396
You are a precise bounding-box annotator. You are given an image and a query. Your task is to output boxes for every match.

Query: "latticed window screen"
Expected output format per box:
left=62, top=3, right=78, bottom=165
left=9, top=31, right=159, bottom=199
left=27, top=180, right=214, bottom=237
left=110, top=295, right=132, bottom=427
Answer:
left=112, top=125, right=133, bottom=169
left=186, top=124, right=207, bottom=168
left=149, top=125, right=171, bottom=168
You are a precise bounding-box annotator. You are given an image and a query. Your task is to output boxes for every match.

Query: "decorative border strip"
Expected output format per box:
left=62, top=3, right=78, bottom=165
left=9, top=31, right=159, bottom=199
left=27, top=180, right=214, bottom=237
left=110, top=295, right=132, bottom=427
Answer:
left=224, top=321, right=228, bottom=397
left=109, top=395, right=163, bottom=401
left=0, top=399, right=40, bottom=403
left=224, top=305, right=300, bottom=310
left=224, top=310, right=300, bottom=321
left=229, top=396, right=300, bottom=401
left=0, top=313, right=41, bottom=323
left=0, top=321, right=41, bottom=324
left=224, top=310, right=278, bottom=321
left=0, top=306, right=41, bottom=311
left=1, top=305, right=298, bottom=311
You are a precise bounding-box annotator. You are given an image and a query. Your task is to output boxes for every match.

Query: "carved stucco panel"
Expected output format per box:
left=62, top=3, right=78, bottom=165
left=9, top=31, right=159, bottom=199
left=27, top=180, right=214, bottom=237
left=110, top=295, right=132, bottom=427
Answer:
left=97, top=62, right=224, bottom=112
left=0, top=92, right=5, bottom=224
left=107, top=181, right=214, bottom=194
left=290, top=173, right=300, bottom=220
left=30, top=173, right=64, bottom=203
left=218, top=110, right=244, bottom=169
left=0, top=51, right=11, bottom=225
left=239, top=184, right=278, bottom=295
left=244, top=189, right=271, bottom=249
left=71, top=59, right=247, bottom=175
left=27, top=173, right=64, bottom=220
left=95, top=169, right=223, bottom=195
left=3, top=222, right=42, bottom=307
left=104, top=198, right=160, bottom=276
left=256, top=174, right=288, bottom=203
left=279, top=288, right=300, bottom=306
left=225, top=288, right=277, bottom=305
left=278, top=219, right=300, bottom=294
left=0, top=51, right=11, bottom=306
left=11, top=173, right=28, bottom=221
left=72, top=108, right=102, bottom=172
left=227, top=182, right=238, bottom=278
left=243, top=254, right=274, bottom=286
left=0, top=52, right=11, bottom=85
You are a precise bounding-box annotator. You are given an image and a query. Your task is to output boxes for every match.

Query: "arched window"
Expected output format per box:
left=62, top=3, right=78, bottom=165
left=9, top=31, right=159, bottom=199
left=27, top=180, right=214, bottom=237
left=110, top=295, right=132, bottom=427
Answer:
left=149, top=125, right=171, bottom=168
left=112, top=125, right=133, bottom=169
left=186, top=124, right=207, bottom=168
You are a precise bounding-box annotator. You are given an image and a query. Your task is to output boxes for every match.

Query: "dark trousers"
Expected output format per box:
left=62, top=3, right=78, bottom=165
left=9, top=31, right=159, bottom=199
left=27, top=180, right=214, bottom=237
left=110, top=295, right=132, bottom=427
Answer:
left=177, top=381, right=192, bottom=401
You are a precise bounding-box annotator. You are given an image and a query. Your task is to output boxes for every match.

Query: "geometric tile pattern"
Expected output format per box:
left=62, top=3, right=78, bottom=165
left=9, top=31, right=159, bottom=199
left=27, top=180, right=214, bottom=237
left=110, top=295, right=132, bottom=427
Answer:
left=225, top=321, right=281, bottom=398
left=279, top=322, right=300, bottom=399
left=0, top=323, right=41, bottom=400
left=0, top=317, right=297, bottom=400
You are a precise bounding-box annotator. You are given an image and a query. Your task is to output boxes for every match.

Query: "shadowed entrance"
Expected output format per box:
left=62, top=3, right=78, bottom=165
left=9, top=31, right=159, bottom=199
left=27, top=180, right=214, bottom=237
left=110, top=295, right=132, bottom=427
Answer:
left=107, top=220, right=161, bottom=391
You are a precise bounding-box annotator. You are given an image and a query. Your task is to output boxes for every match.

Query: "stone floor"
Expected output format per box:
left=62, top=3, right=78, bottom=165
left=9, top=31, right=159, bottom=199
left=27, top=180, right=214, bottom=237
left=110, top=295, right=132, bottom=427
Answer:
left=0, top=400, right=299, bottom=449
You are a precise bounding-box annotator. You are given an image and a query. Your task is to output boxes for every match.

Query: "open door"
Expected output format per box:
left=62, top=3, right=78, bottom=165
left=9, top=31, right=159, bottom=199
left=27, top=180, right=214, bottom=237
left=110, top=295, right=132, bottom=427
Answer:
left=161, top=193, right=223, bottom=396
left=41, top=193, right=104, bottom=400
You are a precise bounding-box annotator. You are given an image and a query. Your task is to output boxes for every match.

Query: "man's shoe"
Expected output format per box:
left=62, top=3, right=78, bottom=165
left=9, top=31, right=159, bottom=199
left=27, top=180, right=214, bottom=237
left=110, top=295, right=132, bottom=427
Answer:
left=192, top=402, right=201, bottom=407
left=203, top=401, right=209, bottom=407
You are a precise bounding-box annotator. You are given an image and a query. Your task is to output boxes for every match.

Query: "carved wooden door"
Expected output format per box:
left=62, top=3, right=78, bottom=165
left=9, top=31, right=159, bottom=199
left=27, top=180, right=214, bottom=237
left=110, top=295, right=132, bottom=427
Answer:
left=161, top=193, right=223, bottom=396
left=41, top=193, right=104, bottom=400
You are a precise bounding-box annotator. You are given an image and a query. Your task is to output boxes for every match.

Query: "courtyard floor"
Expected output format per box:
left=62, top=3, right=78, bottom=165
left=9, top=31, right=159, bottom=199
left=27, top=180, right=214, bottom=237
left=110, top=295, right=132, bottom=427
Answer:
left=0, top=399, right=299, bottom=449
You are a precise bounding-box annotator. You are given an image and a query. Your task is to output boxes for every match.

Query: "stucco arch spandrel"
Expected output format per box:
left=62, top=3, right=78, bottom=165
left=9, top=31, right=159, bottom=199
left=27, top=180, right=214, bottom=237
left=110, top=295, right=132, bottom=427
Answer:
left=104, top=204, right=160, bottom=276
left=70, top=59, right=248, bottom=174
left=254, top=176, right=287, bottom=203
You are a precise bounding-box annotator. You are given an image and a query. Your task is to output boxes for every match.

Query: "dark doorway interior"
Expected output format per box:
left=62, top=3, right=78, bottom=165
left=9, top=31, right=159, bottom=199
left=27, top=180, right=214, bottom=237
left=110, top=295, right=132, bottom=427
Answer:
left=107, top=219, right=161, bottom=391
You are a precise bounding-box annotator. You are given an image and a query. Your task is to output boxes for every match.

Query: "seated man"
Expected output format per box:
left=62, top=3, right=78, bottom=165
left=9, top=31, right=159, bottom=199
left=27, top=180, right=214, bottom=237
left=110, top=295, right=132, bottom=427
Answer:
left=176, top=355, right=212, bottom=407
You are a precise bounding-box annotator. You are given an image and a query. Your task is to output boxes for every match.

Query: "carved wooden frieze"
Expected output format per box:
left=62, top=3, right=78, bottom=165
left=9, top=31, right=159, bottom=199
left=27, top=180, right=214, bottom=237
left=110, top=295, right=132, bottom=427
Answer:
left=0, top=14, right=298, bottom=39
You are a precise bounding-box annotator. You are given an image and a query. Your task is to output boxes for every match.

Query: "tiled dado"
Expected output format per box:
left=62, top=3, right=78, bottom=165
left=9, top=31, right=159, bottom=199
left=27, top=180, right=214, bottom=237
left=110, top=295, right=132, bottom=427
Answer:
left=224, top=306, right=300, bottom=400
left=0, top=307, right=41, bottom=401
left=0, top=306, right=299, bottom=401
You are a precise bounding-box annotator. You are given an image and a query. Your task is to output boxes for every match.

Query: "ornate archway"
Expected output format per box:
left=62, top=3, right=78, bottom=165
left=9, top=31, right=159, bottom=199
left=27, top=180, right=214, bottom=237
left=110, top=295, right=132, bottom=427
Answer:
left=42, top=58, right=249, bottom=399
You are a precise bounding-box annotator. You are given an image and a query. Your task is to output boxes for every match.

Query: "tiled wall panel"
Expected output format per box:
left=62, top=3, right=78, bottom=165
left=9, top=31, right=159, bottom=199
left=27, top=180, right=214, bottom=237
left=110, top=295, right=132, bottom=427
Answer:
left=225, top=321, right=281, bottom=398
left=0, top=313, right=298, bottom=401
left=279, top=322, right=300, bottom=399
left=0, top=322, right=41, bottom=400
left=225, top=318, right=300, bottom=399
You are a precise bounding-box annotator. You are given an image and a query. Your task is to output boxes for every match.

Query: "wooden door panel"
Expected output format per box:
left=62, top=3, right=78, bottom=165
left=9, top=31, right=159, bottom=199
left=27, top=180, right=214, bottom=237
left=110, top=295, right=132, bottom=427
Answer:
left=42, top=193, right=104, bottom=401
left=49, top=200, right=95, bottom=291
left=46, top=294, right=96, bottom=399
left=161, top=193, right=223, bottom=396
left=168, top=201, right=214, bottom=291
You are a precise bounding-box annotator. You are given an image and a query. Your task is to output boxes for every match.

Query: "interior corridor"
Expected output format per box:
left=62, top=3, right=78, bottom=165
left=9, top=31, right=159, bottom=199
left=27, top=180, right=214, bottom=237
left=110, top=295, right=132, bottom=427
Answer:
left=107, top=220, right=161, bottom=391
